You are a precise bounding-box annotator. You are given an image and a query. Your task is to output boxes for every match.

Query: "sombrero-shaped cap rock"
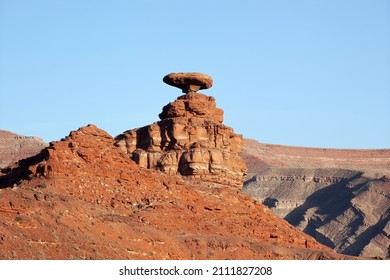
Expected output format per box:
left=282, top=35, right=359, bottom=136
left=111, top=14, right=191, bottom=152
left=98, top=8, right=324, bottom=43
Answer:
left=163, top=72, right=213, bottom=93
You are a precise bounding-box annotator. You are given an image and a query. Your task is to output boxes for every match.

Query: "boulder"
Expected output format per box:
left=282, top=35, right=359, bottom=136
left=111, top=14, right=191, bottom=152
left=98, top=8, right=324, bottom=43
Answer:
left=163, top=72, right=213, bottom=93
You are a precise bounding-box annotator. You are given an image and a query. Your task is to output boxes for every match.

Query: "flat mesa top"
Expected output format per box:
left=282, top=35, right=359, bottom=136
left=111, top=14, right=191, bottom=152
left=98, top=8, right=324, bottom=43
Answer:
left=163, top=72, right=213, bottom=93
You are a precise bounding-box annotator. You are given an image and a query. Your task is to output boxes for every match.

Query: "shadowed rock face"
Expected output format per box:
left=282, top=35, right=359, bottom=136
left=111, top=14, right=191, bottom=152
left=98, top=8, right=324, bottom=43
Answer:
left=115, top=75, right=247, bottom=189
left=0, top=130, right=48, bottom=170
left=242, top=139, right=390, bottom=259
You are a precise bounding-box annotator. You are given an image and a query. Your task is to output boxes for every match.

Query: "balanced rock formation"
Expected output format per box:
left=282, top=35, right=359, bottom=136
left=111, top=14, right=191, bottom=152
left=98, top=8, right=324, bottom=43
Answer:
left=0, top=129, right=48, bottom=170
left=163, top=72, right=213, bottom=93
left=115, top=73, right=247, bottom=188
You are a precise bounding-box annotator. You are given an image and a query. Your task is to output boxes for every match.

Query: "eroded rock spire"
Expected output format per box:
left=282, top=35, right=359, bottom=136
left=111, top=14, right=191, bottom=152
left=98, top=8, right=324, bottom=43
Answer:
left=115, top=72, right=247, bottom=188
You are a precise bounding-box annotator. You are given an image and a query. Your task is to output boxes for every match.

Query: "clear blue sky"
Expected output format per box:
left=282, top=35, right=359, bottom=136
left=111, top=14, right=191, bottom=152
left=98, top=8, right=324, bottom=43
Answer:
left=1, top=0, right=389, bottom=148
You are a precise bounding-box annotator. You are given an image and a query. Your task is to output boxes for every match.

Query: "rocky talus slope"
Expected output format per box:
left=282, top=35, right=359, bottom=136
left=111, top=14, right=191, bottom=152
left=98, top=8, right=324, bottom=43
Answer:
left=0, top=130, right=48, bottom=169
left=0, top=124, right=351, bottom=260
left=243, top=139, right=390, bottom=258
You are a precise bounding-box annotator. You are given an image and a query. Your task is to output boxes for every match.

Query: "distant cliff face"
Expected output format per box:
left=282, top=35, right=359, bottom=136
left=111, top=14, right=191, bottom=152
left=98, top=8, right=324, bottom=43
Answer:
left=242, top=139, right=390, bottom=259
left=115, top=73, right=247, bottom=189
left=0, top=130, right=48, bottom=169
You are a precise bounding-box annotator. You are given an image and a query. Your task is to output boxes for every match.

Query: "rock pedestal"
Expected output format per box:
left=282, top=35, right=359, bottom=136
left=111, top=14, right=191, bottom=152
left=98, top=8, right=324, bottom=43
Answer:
left=115, top=72, right=247, bottom=188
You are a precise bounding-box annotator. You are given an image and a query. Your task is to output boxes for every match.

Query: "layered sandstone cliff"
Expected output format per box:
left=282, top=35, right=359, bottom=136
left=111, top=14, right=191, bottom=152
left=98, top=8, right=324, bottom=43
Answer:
left=242, top=139, right=390, bottom=259
left=0, top=130, right=48, bottom=169
left=115, top=73, right=247, bottom=188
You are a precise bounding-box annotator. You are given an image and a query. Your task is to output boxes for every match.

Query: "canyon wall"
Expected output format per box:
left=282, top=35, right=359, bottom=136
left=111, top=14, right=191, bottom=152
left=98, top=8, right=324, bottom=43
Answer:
left=243, top=139, right=390, bottom=258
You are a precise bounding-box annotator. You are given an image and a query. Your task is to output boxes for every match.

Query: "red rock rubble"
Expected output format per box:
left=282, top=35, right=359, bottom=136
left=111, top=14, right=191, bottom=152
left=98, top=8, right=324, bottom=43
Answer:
left=0, top=124, right=352, bottom=260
